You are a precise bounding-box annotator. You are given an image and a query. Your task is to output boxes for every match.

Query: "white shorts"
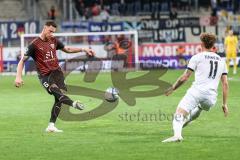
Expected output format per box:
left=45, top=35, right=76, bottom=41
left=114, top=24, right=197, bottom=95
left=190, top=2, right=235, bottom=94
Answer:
left=177, top=87, right=217, bottom=113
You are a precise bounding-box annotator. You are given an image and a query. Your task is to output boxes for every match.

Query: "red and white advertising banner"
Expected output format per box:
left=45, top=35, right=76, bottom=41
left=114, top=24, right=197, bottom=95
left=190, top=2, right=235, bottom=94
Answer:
left=139, top=43, right=202, bottom=69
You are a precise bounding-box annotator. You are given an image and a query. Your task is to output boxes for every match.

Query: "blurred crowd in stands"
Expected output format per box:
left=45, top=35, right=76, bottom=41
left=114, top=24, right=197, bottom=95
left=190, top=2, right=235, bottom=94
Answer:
left=73, top=0, right=240, bottom=20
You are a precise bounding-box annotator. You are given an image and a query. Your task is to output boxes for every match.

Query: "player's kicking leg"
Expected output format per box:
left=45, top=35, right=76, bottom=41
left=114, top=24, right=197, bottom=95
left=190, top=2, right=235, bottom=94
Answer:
left=45, top=99, right=85, bottom=133
left=45, top=84, right=85, bottom=133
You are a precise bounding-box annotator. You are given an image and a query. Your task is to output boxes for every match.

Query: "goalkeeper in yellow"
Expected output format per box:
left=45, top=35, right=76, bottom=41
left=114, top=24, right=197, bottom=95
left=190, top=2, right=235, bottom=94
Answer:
left=224, top=30, right=238, bottom=74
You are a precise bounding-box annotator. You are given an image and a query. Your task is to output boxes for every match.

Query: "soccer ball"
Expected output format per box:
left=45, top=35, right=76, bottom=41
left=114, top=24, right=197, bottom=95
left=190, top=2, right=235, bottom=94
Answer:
left=104, top=87, right=119, bottom=102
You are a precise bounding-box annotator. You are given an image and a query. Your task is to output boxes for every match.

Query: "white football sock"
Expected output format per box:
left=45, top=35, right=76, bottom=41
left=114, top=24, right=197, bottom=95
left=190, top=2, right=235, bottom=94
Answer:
left=173, top=113, right=184, bottom=138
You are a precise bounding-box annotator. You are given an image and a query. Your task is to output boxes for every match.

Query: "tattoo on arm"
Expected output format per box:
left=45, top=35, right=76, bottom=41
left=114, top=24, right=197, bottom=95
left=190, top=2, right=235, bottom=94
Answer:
left=172, top=69, right=192, bottom=90
left=172, top=79, right=185, bottom=90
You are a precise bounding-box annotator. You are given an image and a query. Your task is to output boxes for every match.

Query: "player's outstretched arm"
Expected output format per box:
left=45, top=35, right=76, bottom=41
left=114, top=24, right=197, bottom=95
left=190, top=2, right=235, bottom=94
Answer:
left=15, top=56, right=28, bottom=88
left=165, top=69, right=193, bottom=96
left=61, top=47, right=95, bottom=56
left=221, top=74, right=229, bottom=117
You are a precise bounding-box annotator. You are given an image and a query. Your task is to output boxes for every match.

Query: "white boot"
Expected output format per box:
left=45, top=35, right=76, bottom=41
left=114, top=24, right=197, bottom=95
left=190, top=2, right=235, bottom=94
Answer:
left=162, top=136, right=183, bottom=143
left=45, top=122, right=63, bottom=133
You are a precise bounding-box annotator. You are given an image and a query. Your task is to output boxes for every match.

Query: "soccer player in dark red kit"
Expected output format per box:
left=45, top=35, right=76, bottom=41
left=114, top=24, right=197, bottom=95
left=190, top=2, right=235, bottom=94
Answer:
left=15, top=21, right=95, bottom=133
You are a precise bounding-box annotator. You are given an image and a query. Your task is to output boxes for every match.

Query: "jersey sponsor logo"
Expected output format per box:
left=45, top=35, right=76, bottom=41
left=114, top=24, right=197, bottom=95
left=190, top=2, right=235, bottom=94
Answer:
left=139, top=43, right=202, bottom=57
left=45, top=51, right=54, bottom=60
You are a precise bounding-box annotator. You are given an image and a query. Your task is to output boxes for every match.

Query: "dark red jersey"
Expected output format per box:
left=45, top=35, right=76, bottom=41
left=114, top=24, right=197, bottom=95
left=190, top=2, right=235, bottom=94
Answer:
left=25, top=37, right=64, bottom=76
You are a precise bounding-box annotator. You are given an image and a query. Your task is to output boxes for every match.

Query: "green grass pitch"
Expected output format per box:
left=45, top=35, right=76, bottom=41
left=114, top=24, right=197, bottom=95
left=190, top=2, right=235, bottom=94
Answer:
left=0, top=69, right=239, bottom=160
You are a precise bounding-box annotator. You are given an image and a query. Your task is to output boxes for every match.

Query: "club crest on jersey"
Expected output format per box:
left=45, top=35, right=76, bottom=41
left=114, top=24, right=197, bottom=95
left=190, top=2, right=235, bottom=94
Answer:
left=50, top=44, right=55, bottom=49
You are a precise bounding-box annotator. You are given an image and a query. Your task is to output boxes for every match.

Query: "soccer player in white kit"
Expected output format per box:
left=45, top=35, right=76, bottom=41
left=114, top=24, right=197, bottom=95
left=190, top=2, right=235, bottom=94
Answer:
left=162, top=33, right=229, bottom=143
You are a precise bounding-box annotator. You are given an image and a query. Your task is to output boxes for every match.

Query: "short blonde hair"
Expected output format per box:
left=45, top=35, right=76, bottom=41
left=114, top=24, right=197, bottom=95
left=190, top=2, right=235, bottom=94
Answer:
left=200, top=33, right=217, bottom=49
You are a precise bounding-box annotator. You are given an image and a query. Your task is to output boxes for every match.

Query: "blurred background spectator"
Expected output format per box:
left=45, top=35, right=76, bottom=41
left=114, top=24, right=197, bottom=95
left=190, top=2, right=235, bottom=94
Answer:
left=48, top=5, right=57, bottom=20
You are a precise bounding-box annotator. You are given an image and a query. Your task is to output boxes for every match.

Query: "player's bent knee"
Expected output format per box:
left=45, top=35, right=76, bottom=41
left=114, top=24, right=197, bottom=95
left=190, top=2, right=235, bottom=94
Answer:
left=173, top=113, right=185, bottom=122
left=49, top=84, right=65, bottom=99
left=176, top=107, right=189, bottom=116
left=49, top=84, right=58, bottom=89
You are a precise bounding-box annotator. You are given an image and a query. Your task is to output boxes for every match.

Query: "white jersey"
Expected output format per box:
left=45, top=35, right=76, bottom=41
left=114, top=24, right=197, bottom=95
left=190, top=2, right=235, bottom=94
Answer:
left=187, top=51, right=227, bottom=96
